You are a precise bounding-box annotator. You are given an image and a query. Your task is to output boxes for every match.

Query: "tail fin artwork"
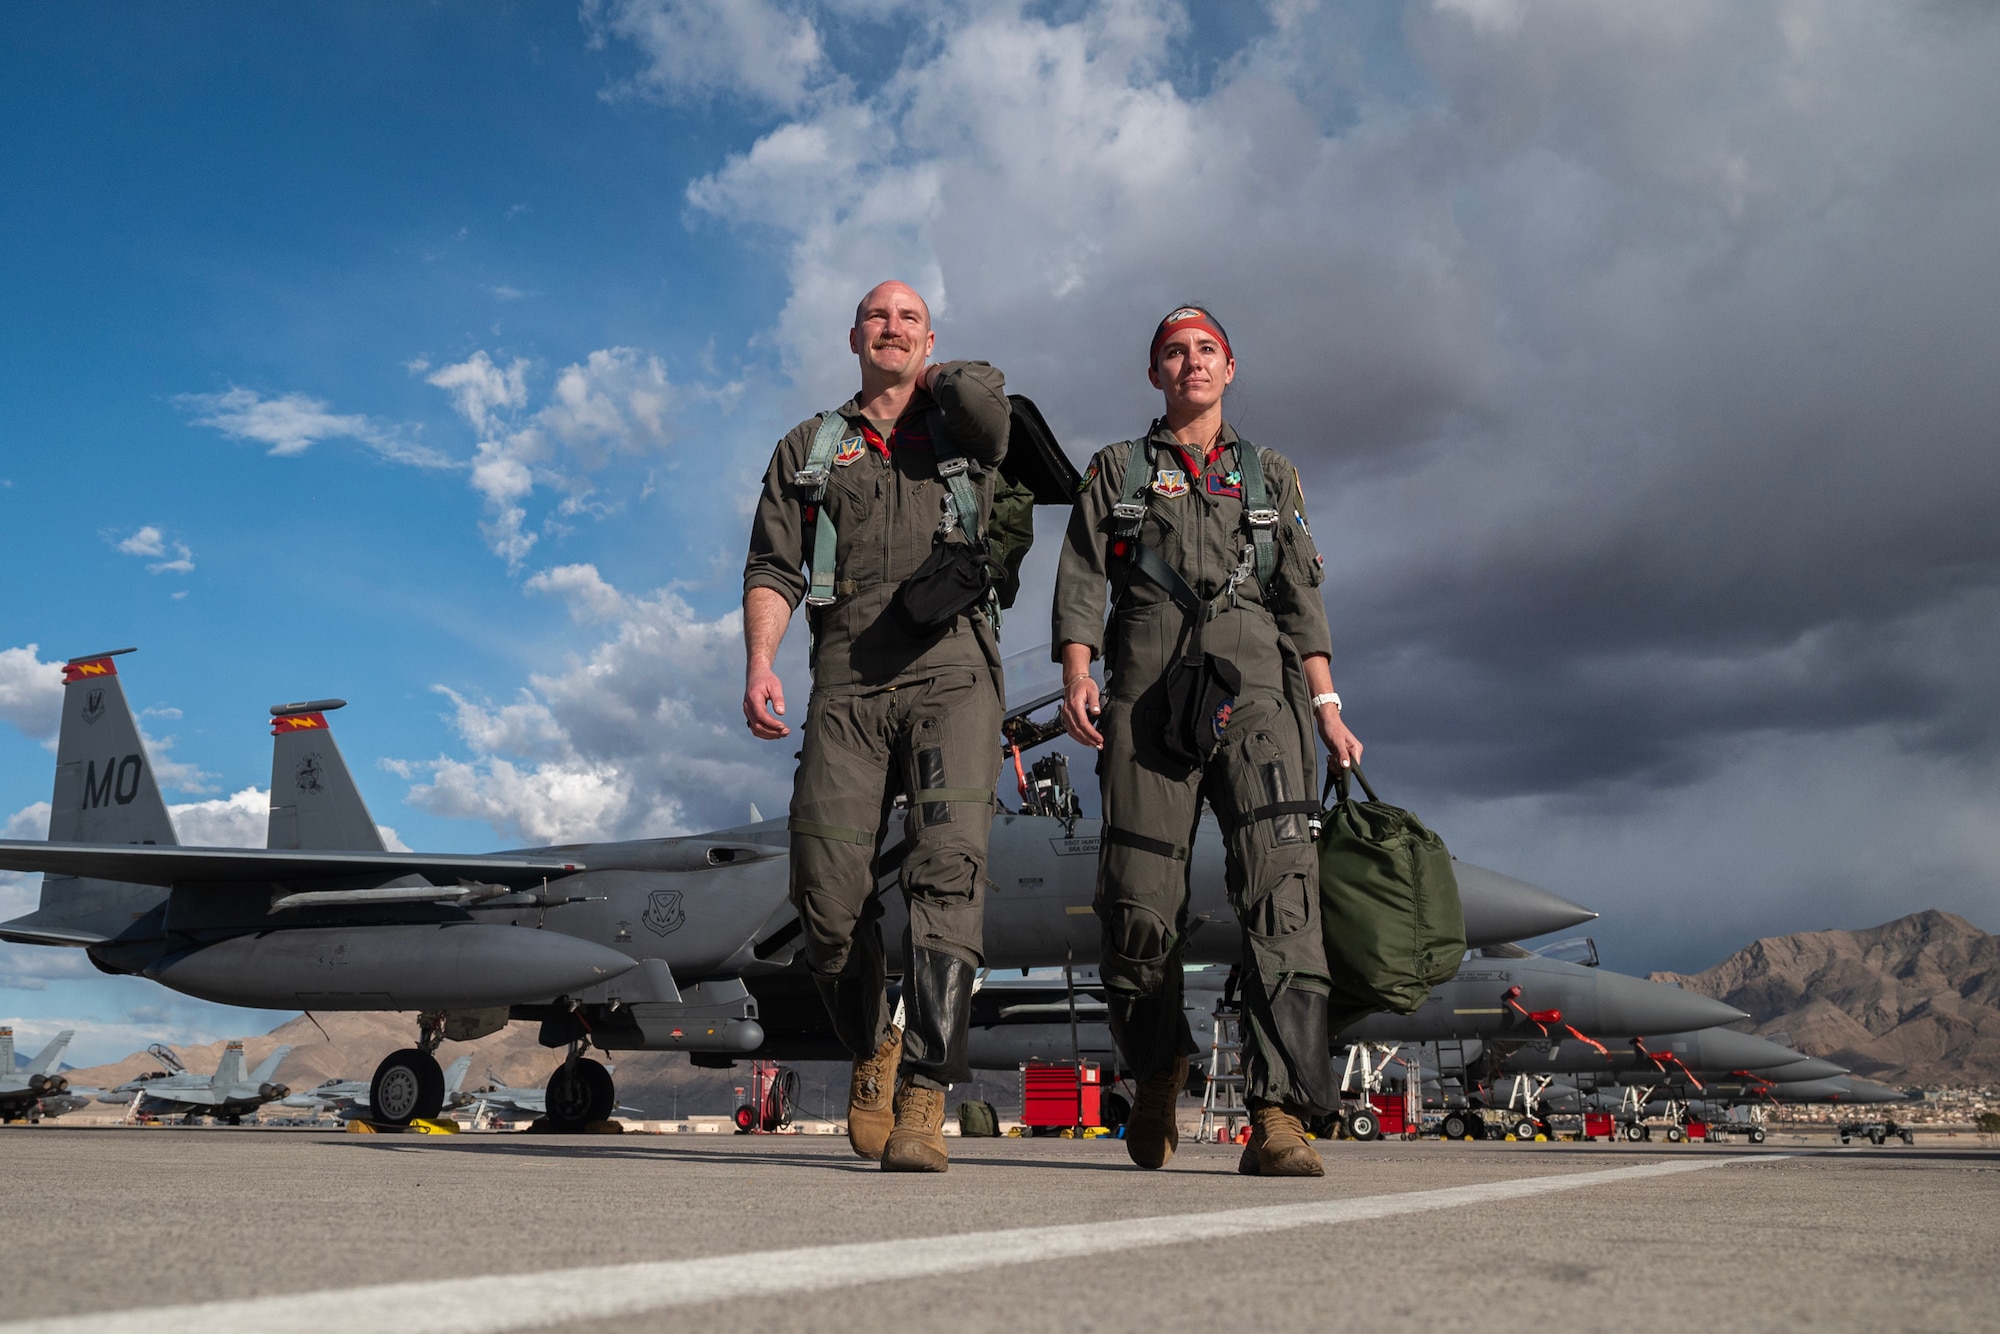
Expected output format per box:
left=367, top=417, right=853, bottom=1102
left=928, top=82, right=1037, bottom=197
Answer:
left=24, top=1030, right=74, bottom=1078
left=246, top=1045, right=292, bottom=1087
left=442, top=1054, right=472, bottom=1097
left=49, top=650, right=178, bottom=847
left=211, top=1041, right=247, bottom=1090
left=266, top=701, right=385, bottom=853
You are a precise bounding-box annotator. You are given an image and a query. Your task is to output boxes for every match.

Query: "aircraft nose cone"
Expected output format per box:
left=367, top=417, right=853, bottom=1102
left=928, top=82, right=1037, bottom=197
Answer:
left=1454, top=862, right=1597, bottom=948
left=1589, top=971, right=1748, bottom=1036
left=1690, top=1028, right=1810, bottom=1071
left=1762, top=1056, right=1847, bottom=1082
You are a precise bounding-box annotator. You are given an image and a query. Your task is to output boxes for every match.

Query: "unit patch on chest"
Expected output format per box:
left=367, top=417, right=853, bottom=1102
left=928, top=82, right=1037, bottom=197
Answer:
left=1151, top=468, right=1189, bottom=498
left=833, top=436, right=867, bottom=466
left=1205, top=471, right=1243, bottom=498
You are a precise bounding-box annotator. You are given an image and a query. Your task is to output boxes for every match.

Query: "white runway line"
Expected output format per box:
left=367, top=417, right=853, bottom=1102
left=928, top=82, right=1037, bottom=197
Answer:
left=4, top=1156, right=1777, bottom=1334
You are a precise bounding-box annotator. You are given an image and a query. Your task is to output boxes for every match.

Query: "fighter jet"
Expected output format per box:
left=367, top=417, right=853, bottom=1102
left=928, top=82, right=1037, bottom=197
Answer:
left=0, top=648, right=1596, bottom=1131
left=100, top=1041, right=292, bottom=1125
left=464, top=1066, right=644, bottom=1127
left=279, top=1055, right=473, bottom=1122
left=0, top=1027, right=75, bottom=1123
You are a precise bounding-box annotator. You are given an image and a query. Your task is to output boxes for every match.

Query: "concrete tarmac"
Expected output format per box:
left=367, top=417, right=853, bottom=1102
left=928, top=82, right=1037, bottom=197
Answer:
left=2, top=1126, right=1996, bottom=1333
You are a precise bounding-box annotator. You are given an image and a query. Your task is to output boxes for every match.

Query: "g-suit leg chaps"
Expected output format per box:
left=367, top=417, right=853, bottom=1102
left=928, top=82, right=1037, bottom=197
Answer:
left=1095, top=690, right=1338, bottom=1113
left=788, top=669, right=1001, bottom=1088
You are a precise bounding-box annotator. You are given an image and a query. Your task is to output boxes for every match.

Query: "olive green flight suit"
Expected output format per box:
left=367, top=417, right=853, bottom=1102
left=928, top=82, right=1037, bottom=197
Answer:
left=1052, top=421, right=1340, bottom=1111
left=745, top=361, right=1009, bottom=1089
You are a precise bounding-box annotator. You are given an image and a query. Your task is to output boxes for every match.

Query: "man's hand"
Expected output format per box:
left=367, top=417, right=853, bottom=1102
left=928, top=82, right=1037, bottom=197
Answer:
left=1317, top=705, right=1362, bottom=769
left=744, top=665, right=790, bottom=740
left=743, top=586, right=795, bottom=741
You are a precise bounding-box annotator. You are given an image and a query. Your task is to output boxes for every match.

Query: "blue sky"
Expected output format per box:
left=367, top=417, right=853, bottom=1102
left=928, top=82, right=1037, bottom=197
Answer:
left=6, top=1, right=1999, bottom=1064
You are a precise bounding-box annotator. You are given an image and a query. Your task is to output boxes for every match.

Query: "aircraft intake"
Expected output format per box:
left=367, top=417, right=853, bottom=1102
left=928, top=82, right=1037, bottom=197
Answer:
left=142, top=923, right=641, bottom=1010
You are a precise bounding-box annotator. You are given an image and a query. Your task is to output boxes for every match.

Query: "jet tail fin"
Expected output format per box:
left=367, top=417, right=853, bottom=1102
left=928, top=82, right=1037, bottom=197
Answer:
left=49, top=650, right=178, bottom=847
left=212, top=1042, right=246, bottom=1089
left=442, top=1055, right=472, bottom=1096
left=25, top=1030, right=74, bottom=1078
left=246, top=1045, right=292, bottom=1086
left=0, top=1027, right=12, bottom=1075
left=267, top=701, right=385, bottom=852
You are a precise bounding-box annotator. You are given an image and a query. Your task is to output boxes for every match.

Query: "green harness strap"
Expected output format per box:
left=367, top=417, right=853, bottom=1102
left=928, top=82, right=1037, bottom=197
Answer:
left=932, top=422, right=1001, bottom=629
left=795, top=411, right=850, bottom=607
left=1111, top=436, right=1278, bottom=614
left=1235, top=440, right=1279, bottom=594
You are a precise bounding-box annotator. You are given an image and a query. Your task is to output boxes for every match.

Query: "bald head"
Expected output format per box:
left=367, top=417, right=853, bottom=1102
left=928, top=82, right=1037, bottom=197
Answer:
left=849, top=280, right=936, bottom=392
left=853, top=280, right=931, bottom=331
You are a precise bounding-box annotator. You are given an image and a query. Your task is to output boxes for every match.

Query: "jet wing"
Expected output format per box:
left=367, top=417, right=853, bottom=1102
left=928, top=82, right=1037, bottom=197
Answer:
left=0, top=841, right=586, bottom=889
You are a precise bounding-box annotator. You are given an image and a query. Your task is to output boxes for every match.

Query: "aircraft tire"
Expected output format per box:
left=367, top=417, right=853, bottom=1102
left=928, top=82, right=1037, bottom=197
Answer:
left=1441, top=1112, right=1471, bottom=1141
left=546, top=1058, right=615, bottom=1132
left=1513, top=1118, right=1538, bottom=1142
left=1749, top=1127, right=1766, bottom=1144
left=1623, top=1122, right=1647, bottom=1142
left=1347, top=1109, right=1380, bottom=1141
left=1665, top=1125, right=1685, bottom=1143
left=370, top=1049, right=445, bottom=1127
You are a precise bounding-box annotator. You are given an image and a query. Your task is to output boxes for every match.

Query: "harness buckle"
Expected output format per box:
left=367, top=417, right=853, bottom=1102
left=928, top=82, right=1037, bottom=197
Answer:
left=793, top=466, right=830, bottom=492
left=1111, top=501, right=1147, bottom=523
left=803, top=593, right=838, bottom=608
left=1246, top=508, right=1280, bottom=529
left=936, top=455, right=971, bottom=479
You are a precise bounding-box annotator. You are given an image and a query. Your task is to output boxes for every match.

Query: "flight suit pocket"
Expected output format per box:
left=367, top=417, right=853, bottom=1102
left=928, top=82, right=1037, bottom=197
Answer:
left=1280, top=522, right=1324, bottom=588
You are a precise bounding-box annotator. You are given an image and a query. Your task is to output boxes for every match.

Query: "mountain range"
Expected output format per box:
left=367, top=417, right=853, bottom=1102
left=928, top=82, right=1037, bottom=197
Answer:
left=1650, top=908, right=2000, bottom=1085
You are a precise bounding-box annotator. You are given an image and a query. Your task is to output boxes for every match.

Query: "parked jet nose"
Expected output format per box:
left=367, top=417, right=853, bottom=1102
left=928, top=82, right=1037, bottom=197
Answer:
left=1686, top=1027, right=1812, bottom=1072
left=1454, top=862, right=1597, bottom=948
left=1759, top=1055, right=1848, bottom=1082
left=1588, top=972, right=1748, bottom=1036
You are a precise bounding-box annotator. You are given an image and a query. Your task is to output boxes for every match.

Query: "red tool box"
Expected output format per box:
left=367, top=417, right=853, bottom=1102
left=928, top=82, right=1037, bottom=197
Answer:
left=1021, top=1062, right=1102, bottom=1128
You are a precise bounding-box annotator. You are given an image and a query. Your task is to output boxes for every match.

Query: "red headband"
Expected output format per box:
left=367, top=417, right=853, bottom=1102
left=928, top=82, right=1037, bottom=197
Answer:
left=1150, top=306, right=1232, bottom=367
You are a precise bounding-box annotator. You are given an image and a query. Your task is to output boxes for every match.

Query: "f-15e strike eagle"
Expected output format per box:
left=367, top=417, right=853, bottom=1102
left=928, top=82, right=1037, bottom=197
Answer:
left=0, top=648, right=1595, bottom=1130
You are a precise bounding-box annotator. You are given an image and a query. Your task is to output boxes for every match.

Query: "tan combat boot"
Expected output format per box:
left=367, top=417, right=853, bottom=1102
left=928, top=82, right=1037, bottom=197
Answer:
left=845, top=1026, right=903, bottom=1161
left=880, top=1076, right=949, bottom=1173
left=1238, top=1100, right=1325, bottom=1177
left=1124, top=1055, right=1189, bottom=1169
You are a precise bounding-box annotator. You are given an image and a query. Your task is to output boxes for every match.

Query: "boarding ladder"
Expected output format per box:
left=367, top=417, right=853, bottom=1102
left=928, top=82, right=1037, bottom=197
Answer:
left=1198, top=1001, right=1248, bottom=1144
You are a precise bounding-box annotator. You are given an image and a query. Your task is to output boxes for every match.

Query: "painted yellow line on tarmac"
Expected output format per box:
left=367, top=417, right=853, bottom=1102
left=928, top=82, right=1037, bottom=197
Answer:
left=2, top=1156, right=1782, bottom=1334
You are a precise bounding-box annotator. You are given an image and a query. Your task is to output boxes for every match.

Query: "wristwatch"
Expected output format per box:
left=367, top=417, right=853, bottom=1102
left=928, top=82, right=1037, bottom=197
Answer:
left=1310, top=692, right=1341, bottom=711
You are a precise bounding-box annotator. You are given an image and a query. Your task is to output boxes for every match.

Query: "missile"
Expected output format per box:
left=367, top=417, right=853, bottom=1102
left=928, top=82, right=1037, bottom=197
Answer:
left=1761, top=1055, right=1847, bottom=1081
left=143, top=922, right=639, bottom=1010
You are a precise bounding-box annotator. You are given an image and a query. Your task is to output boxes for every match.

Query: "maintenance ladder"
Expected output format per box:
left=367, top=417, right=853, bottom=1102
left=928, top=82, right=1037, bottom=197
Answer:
left=1198, top=1002, right=1248, bottom=1144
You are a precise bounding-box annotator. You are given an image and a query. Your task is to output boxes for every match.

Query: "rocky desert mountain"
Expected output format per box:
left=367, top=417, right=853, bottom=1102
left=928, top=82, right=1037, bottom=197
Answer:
left=1650, top=909, right=2000, bottom=1085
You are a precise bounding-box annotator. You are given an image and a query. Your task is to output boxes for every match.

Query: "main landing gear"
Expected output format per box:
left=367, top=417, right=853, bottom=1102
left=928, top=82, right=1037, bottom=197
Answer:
left=369, top=1013, right=450, bottom=1128
left=545, top=1051, right=616, bottom=1132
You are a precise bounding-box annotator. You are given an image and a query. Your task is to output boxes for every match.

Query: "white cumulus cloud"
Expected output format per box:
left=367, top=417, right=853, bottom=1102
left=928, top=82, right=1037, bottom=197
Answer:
left=0, top=646, right=62, bottom=743
left=113, top=526, right=195, bottom=575
left=584, top=0, right=825, bottom=110
left=180, top=387, right=453, bottom=469
left=167, top=787, right=268, bottom=848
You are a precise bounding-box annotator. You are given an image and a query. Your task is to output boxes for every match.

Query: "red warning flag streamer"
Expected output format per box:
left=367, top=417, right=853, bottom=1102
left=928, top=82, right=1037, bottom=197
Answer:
left=1563, top=1023, right=1611, bottom=1057
left=1011, top=743, right=1030, bottom=801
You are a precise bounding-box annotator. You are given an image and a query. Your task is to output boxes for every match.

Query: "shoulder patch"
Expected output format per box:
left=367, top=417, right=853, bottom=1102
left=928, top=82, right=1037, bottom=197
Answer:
left=1078, top=459, right=1100, bottom=493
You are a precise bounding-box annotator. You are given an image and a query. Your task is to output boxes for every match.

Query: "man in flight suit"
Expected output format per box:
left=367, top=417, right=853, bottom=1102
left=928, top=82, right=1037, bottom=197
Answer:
left=1053, top=305, right=1363, bottom=1175
left=743, top=280, right=1009, bottom=1173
